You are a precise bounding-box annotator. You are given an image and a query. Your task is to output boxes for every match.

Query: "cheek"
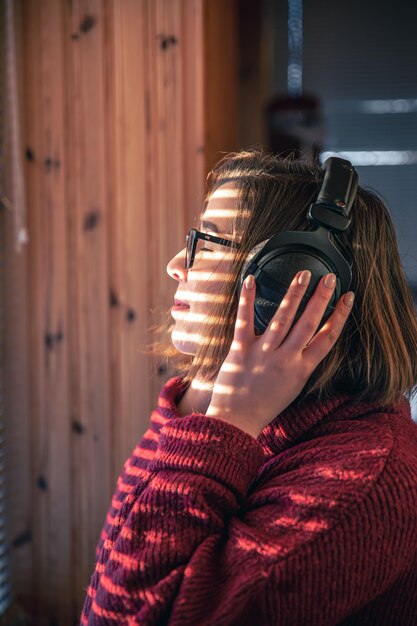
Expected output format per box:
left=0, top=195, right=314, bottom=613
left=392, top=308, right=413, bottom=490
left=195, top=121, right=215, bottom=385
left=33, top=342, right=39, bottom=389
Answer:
left=197, top=270, right=239, bottom=317
left=185, top=255, right=237, bottom=312
left=210, top=256, right=235, bottom=283
left=200, top=266, right=234, bottom=301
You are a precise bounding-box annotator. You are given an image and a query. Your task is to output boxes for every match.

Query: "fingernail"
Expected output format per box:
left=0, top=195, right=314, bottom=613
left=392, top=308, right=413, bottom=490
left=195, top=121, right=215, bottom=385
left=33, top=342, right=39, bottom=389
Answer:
left=298, top=270, right=311, bottom=286
left=324, top=273, right=336, bottom=288
left=344, top=291, right=355, bottom=306
left=245, top=274, right=255, bottom=289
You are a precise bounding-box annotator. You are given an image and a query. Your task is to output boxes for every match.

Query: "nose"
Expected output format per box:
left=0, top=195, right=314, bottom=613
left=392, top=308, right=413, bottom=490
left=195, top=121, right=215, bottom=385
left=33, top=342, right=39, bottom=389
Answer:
left=166, top=247, right=187, bottom=282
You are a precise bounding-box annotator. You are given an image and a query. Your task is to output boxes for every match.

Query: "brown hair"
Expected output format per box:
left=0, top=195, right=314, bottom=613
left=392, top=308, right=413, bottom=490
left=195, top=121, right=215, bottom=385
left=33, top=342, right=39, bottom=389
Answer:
left=146, top=149, right=417, bottom=407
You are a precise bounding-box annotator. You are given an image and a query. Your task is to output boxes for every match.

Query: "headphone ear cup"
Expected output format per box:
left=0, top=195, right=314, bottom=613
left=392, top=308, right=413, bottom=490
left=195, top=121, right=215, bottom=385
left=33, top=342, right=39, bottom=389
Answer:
left=240, top=249, right=339, bottom=334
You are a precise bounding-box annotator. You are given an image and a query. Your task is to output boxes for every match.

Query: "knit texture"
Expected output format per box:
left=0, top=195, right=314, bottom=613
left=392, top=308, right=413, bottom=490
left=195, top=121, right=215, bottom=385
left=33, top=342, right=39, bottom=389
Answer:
left=81, top=376, right=417, bottom=625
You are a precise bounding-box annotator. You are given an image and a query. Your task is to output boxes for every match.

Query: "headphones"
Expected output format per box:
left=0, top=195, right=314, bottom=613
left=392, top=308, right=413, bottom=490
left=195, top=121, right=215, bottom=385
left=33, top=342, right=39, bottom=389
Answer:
left=238, top=157, right=359, bottom=334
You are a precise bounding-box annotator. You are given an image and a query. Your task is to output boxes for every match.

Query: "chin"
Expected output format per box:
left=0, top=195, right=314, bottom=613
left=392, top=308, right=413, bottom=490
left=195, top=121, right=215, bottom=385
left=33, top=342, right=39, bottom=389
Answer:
left=170, top=328, right=198, bottom=355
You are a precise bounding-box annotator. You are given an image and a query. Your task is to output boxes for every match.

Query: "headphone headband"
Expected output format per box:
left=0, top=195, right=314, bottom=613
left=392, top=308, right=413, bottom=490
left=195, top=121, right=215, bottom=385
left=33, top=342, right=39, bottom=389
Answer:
left=317, top=157, right=358, bottom=216
left=307, top=158, right=358, bottom=232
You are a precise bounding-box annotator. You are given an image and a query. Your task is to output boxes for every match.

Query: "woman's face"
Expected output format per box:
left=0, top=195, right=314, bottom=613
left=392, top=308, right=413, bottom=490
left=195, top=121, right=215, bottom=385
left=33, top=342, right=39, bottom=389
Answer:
left=166, top=182, right=247, bottom=355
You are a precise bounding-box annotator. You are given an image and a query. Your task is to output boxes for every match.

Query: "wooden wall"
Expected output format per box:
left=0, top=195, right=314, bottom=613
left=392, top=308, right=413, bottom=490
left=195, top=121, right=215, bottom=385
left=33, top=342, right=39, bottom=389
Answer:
left=3, top=0, right=239, bottom=624
left=204, top=0, right=239, bottom=170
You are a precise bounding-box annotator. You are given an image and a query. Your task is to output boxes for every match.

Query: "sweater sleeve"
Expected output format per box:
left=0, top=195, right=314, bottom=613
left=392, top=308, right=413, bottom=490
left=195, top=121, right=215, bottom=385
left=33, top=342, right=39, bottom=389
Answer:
left=86, top=412, right=416, bottom=626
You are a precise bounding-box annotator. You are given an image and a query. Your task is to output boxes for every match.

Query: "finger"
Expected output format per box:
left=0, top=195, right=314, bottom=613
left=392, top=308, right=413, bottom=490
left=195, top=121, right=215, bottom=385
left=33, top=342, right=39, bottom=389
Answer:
left=284, top=273, right=338, bottom=352
left=303, top=291, right=355, bottom=365
left=263, top=270, right=312, bottom=348
left=233, top=274, right=256, bottom=344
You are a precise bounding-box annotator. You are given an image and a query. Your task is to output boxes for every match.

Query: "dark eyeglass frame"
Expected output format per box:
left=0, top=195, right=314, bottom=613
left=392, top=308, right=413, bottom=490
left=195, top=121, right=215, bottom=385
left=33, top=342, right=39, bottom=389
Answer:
left=185, top=228, right=241, bottom=270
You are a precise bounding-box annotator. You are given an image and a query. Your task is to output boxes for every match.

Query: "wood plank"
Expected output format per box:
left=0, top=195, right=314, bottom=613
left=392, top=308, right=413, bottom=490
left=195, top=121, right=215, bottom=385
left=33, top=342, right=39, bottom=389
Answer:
left=107, top=0, right=152, bottom=482
left=182, top=0, right=205, bottom=235
left=204, top=0, right=239, bottom=172
left=23, top=0, right=71, bottom=621
left=148, top=0, right=186, bottom=309
left=146, top=0, right=190, bottom=400
left=64, top=0, right=112, bottom=619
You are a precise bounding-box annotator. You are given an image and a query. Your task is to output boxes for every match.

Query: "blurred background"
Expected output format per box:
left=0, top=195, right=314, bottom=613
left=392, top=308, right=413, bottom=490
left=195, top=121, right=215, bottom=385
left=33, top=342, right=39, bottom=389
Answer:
left=1, top=0, right=416, bottom=623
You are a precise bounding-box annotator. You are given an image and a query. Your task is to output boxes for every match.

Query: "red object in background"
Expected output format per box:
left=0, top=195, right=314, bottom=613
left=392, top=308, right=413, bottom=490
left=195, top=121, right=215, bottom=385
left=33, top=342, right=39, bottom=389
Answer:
left=265, top=93, right=324, bottom=160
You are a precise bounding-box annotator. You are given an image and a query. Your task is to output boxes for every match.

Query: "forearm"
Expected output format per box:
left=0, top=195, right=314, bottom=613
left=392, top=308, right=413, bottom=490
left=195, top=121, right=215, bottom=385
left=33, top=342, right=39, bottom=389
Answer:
left=88, top=414, right=264, bottom=624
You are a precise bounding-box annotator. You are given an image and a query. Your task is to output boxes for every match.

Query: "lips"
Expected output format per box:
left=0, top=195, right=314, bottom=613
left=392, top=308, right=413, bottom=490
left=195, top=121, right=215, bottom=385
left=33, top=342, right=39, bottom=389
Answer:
left=174, top=298, right=190, bottom=308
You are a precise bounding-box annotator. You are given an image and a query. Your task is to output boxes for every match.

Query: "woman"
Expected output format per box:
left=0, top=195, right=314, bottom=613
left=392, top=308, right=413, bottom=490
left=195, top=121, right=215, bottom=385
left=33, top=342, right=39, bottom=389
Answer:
left=81, top=150, right=417, bottom=625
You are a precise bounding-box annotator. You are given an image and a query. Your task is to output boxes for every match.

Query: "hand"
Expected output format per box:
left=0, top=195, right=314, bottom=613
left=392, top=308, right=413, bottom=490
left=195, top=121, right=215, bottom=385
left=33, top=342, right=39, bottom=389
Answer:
left=205, top=270, right=355, bottom=438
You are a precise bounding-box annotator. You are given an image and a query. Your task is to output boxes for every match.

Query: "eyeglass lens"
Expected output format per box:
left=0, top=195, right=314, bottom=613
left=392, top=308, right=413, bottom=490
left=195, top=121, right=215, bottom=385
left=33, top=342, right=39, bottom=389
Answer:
left=185, top=229, right=194, bottom=269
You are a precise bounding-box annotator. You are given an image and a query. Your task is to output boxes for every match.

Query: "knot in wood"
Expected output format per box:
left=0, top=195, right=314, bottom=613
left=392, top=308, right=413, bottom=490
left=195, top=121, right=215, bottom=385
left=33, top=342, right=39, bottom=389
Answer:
left=158, top=34, right=178, bottom=51
left=80, top=15, right=96, bottom=34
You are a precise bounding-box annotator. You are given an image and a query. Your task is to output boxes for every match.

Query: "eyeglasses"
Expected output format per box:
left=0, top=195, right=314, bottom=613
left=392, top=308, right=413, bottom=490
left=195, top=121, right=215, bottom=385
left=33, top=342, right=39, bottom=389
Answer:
left=185, top=228, right=241, bottom=270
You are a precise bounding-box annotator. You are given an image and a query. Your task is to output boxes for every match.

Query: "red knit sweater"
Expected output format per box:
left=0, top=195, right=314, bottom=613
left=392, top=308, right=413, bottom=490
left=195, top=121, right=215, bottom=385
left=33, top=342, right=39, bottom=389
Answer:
left=81, top=376, right=417, bottom=625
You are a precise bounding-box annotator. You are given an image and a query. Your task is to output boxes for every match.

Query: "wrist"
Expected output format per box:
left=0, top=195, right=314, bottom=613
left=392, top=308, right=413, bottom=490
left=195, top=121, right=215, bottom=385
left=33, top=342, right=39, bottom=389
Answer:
left=205, top=405, right=260, bottom=439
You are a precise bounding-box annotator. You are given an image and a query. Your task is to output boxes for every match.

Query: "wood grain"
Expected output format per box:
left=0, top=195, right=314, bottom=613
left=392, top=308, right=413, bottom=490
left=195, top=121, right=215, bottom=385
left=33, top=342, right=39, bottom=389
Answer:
left=64, top=0, right=112, bottom=617
left=7, top=0, right=241, bottom=621
left=23, top=0, right=71, bottom=620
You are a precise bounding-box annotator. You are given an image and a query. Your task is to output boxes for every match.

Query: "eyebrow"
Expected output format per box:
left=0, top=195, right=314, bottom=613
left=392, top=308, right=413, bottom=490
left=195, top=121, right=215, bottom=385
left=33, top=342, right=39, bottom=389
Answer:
left=201, top=220, right=219, bottom=233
